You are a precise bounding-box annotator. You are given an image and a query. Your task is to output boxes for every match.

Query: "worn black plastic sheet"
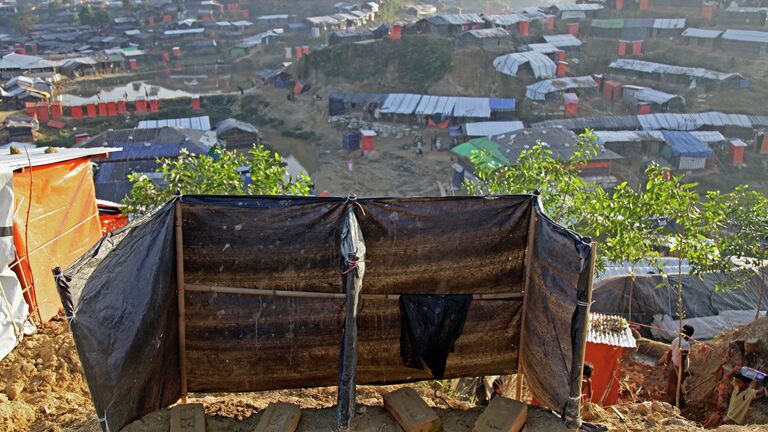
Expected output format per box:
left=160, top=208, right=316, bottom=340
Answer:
left=62, top=195, right=593, bottom=432
left=62, top=202, right=179, bottom=432
left=521, top=203, right=593, bottom=424
left=591, top=272, right=766, bottom=330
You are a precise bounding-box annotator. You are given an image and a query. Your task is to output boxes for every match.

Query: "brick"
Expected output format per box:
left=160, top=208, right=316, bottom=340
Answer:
left=170, top=403, right=206, bottom=432
left=253, top=403, right=301, bottom=432
left=473, top=397, right=527, bottom=432
left=383, top=387, right=441, bottom=432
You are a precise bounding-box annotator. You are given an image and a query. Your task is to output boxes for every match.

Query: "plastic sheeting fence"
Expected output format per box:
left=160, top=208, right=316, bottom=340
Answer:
left=58, top=195, right=595, bottom=432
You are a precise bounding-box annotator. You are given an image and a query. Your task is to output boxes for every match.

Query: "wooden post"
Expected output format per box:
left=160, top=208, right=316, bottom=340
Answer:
left=516, top=198, right=538, bottom=401
left=574, top=243, right=596, bottom=410
left=175, top=199, right=188, bottom=404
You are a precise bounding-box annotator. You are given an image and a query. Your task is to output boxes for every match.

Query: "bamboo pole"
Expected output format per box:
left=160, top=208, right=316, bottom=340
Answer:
left=675, top=255, right=684, bottom=409
left=755, top=243, right=766, bottom=321
left=573, top=243, right=596, bottom=420
left=516, top=203, right=538, bottom=401
left=175, top=199, right=188, bottom=404
left=184, top=284, right=524, bottom=301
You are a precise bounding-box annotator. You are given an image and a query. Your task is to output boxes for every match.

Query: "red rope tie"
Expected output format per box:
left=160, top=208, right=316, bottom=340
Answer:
left=626, top=319, right=712, bottom=349
left=342, top=259, right=370, bottom=275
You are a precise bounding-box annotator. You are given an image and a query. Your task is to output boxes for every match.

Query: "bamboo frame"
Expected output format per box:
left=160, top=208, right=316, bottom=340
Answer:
left=185, top=284, right=524, bottom=301
left=515, top=201, right=538, bottom=401
left=573, top=243, right=597, bottom=416
left=175, top=199, right=188, bottom=404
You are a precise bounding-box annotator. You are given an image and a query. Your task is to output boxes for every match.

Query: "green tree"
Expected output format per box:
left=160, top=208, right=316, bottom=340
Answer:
left=700, top=186, right=768, bottom=316
left=122, top=145, right=312, bottom=216
left=78, top=5, right=110, bottom=26
left=15, top=10, right=38, bottom=35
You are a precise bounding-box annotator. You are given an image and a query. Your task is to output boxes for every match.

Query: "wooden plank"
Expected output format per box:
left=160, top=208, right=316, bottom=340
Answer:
left=253, top=403, right=301, bottom=432
left=170, top=403, right=205, bottom=432
left=383, top=387, right=440, bottom=432
left=473, top=397, right=527, bottom=432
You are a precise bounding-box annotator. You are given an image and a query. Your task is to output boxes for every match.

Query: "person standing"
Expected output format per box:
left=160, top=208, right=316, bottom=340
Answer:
left=663, top=324, right=694, bottom=406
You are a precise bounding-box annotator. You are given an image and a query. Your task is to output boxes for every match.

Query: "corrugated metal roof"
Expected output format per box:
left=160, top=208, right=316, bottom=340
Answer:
left=543, top=34, right=582, bottom=48
left=552, top=3, right=603, bottom=12
left=463, top=121, right=523, bottom=137
left=722, top=29, right=768, bottom=44
left=653, top=18, right=686, bottom=29
left=138, top=116, right=211, bottom=131
left=493, top=51, right=557, bottom=79
left=489, top=98, right=516, bottom=111
left=561, top=11, right=586, bottom=20
left=306, top=16, right=339, bottom=25
left=596, top=130, right=725, bottom=144
left=414, top=95, right=457, bottom=116
left=634, top=88, right=681, bottom=104
left=682, top=27, right=723, bottom=39
left=591, top=18, right=624, bottom=29
left=216, top=118, right=259, bottom=135
left=483, top=13, right=527, bottom=26
left=587, top=313, right=637, bottom=348
left=0, top=147, right=121, bottom=170
left=453, top=97, right=491, bottom=118
left=661, top=131, right=713, bottom=157
left=428, top=13, right=485, bottom=25
left=380, top=93, right=422, bottom=114
left=163, top=28, right=205, bottom=36
left=465, top=28, right=510, bottom=38
left=609, top=59, right=741, bottom=81
left=523, top=43, right=560, bottom=54
left=526, top=76, right=597, bottom=101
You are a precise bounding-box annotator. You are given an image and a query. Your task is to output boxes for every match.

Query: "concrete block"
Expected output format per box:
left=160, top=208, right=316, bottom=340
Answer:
left=254, top=403, right=301, bottom=432
left=473, top=397, right=527, bottom=432
left=170, top=403, right=206, bottom=432
left=383, top=387, right=440, bottom=432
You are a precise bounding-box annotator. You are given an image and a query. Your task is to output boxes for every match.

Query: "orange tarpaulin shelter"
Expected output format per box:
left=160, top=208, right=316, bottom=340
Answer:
left=96, top=199, right=129, bottom=236
left=583, top=313, right=637, bottom=406
left=2, top=147, right=119, bottom=321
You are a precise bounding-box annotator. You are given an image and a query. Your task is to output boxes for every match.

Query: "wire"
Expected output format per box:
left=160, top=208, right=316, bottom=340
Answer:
left=21, top=145, right=41, bottom=323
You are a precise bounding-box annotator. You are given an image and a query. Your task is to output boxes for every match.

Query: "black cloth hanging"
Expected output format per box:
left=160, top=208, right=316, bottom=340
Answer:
left=399, top=294, right=473, bottom=379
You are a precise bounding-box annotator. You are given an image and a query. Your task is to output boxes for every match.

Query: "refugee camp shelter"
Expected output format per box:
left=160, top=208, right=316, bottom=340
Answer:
left=423, top=14, right=486, bottom=36
left=584, top=313, right=636, bottom=406
left=0, top=146, right=118, bottom=331
left=327, top=92, right=387, bottom=116
left=455, top=28, right=512, bottom=49
left=681, top=28, right=722, bottom=49
left=526, top=76, right=599, bottom=101
left=720, top=29, right=768, bottom=54
left=495, top=127, right=622, bottom=177
left=329, top=28, right=375, bottom=45
left=0, top=53, right=59, bottom=79
left=621, top=86, right=685, bottom=113
left=542, top=34, right=583, bottom=54
left=77, top=127, right=218, bottom=201
left=462, top=121, right=524, bottom=137
left=608, top=59, right=744, bottom=91
left=547, top=3, right=604, bottom=19
left=716, top=6, right=768, bottom=27
left=591, top=258, right=768, bottom=341
left=659, top=130, right=713, bottom=170
left=493, top=51, right=557, bottom=79
left=215, top=118, right=260, bottom=148
left=60, top=195, right=596, bottom=432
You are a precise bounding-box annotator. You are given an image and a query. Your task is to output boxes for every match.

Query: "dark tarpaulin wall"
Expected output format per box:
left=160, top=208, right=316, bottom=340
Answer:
left=591, top=272, right=767, bottom=330
left=62, top=202, right=180, bottom=432
left=521, top=206, right=593, bottom=423
left=61, top=195, right=594, bottom=432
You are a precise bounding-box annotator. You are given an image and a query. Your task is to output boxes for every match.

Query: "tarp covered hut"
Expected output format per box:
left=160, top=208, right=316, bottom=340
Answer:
left=58, top=195, right=595, bottom=432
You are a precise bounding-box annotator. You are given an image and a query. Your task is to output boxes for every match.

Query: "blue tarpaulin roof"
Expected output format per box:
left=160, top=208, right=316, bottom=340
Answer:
left=489, top=98, right=516, bottom=112
left=661, top=131, right=713, bottom=158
